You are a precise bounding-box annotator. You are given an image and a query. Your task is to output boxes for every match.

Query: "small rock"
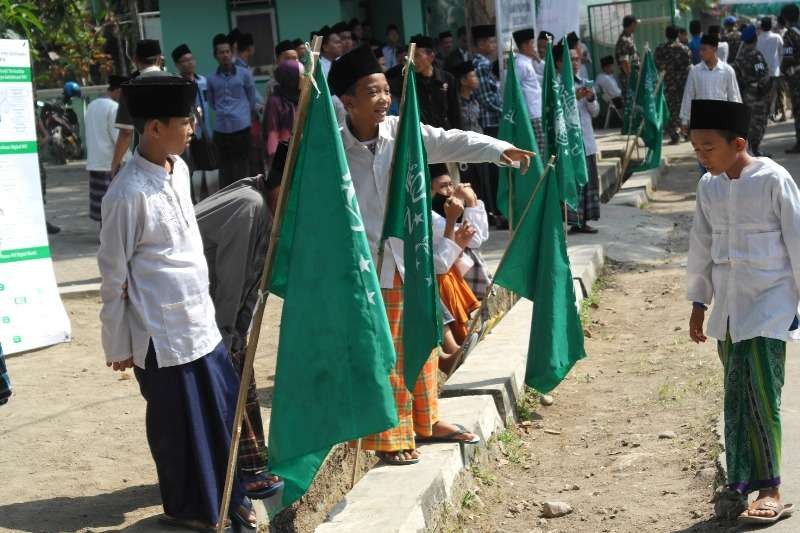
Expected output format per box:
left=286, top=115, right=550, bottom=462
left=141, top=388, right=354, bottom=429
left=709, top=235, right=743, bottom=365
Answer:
left=521, top=420, right=533, bottom=427
left=691, top=510, right=703, bottom=519
left=544, top=429, right=562, bottom=435
left=539, top=518, right=548, bottom=526
left=696, top=467, right=717, bottom=483
left=658, top=431, right=677, bottom=439
left=540, top=394, right=555, bottom=406
left=542, top=501, right=573, bottom=518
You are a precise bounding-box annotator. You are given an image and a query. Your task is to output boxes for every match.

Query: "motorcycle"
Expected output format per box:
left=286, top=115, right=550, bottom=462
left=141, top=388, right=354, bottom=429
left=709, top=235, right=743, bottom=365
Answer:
left=37, top=99, right=82, bottom=164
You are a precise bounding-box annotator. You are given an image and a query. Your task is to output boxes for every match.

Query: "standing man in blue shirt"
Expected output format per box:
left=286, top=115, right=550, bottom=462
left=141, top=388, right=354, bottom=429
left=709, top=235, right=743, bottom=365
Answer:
left=689, top=20, right=703, bottom=65
left=207, top=33, right=258, bottom=189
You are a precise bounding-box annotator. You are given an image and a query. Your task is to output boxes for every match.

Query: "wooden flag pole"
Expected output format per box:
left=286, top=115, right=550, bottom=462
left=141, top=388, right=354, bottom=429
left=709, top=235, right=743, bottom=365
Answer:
left=445, top=155, right=557, bottom=379
left=215, top=36, right=323, bottom=533
left=620, top=52, right=645, bottom=182
left=619, top=71, right=664, bottom=180
left=352, top=43, right=418, bottom=490
left=507, top=38, right=515, bottom=235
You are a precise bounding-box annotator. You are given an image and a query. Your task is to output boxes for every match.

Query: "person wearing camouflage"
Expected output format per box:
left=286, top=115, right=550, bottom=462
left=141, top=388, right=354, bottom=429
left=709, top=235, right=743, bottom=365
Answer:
left=655, top=25, right=692, bottom=143
left=615, top=15, right=640, bottom=101
left=733, top=25, right=772, bottom=156
left=722, top=16, right=742, bottom=61
left=781, top=4, right=800, bottom=153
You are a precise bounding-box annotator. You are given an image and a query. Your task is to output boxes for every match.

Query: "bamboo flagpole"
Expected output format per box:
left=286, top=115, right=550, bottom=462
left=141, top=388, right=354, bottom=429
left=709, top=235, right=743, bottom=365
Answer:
left=619, top=43, right=648, bottom=184
left=215, top=36, right=323, bottom=533
left=350, top=42, right=418, bottom=489
left=445, top=155, right=557, bottom=379
left=507, top=37, right=515, bottom=234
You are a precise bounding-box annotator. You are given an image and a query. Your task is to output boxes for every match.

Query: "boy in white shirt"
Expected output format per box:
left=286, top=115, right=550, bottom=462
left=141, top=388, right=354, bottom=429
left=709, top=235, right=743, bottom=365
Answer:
left=687, top=99, right=798, bottom=525
left=97, top=76, right=255, bottom=530
left=329, top=45, right=532, bottom=465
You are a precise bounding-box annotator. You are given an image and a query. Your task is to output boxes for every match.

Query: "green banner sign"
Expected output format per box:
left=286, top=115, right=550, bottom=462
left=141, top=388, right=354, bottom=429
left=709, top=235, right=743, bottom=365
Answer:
left=0, top=246, right=52, bottom=263
left=0, top=67, right=32, bottom=82
left=0, top=141, right=38, bottom=155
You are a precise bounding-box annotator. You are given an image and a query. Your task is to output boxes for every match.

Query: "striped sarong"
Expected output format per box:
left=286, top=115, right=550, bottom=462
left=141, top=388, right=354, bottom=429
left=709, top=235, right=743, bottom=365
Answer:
left=718, top=332, right=785, bottom=494
left=89, top=171, right=113, bottom=222
left=361, top=273, right=439, bottom=451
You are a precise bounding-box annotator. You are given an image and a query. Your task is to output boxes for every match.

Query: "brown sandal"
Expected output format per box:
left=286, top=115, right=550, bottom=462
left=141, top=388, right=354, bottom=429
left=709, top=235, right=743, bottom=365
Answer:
left=738, top=498, right=794, bottom=524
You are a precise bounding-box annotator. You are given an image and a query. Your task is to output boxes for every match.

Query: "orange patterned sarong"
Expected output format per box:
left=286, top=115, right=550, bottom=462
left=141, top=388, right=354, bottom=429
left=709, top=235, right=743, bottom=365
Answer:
left=438, top=268, right=480, bottom=344
left=360, top=272, right=439, bottom=452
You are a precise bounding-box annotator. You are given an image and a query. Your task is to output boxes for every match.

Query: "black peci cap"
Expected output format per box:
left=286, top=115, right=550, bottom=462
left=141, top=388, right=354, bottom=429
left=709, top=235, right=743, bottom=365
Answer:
left=122, top=75, right=197, bottom=119
left=538, top=30, right=554, bottom=41
left=108, top=74, right=129, bottom=90
left=328, top=44, right=383, bottom=96
left=449, top=60, right=475, bottom=79
left=471, top=24, right=495, bottom=41
left=135, top=39, right=161, bottom=59
left=600, top=55, right=614, bottom=67
left=512, top=28, right=535, bottom=48
left=700, top=34, right=719, bottom=47
left=689, top=100, right=750, bottom=138
left=410, top=34, right=436, bottom=50
left=429, top=163, right=449, bottom=179
left=275, top=40, right=294, bottom=56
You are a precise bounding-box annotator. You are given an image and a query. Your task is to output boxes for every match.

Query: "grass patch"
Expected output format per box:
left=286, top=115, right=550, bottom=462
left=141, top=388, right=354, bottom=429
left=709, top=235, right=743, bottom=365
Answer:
left=496, top=429, right=525, bottom=464
left=471, top=465, right=497, bottom=486
left=580, top=270, right=608, bottom=324
left=516, top=386, right=540, bottom=421
left=656, top=380, right=686, bottom=405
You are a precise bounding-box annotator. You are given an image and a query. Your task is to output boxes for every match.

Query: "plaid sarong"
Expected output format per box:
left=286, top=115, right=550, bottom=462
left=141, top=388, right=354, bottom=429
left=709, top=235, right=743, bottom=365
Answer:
left=361, top=273, right=439, bottom=451
left=567, top=154, right=601, bottom=226
left=531, top=118, right=545, bottom=157
left=230, top=349, right=268, bottom=473
left=0, top=343, right=10, bottom=405
left=89, top=171, right=113, bottom=222
left=462, top=249, right=492, bottom=301
left=719, top=332, right=785, bottom=494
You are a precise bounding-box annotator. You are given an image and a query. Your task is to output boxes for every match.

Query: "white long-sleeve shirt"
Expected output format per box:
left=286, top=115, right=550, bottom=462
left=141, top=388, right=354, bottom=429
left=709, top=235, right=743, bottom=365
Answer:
left=679, top=60, right=741, bottom=124
left=431, top=200, right=490, bottom=274
left=85, top=95, right=121, bottom=172
left=341, top=116, right=512, bottom=288
left=687, top=158, right=800, bottom=343
left=576, top=78, right=601, bottom=156
left=757, top=30, right=784, bottom=77
left=515, top=54, right=542, bottom=120
left=595, top=72, right=622, bottom=100
left=98, top=151, right=221, bottom=368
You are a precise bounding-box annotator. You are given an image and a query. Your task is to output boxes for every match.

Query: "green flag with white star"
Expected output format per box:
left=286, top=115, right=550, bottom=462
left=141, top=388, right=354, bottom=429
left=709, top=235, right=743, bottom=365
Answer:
left=496, top=48, right=544, bottom=228
left=382, top=63, right=442, bottom=390
left=268, top=62, right=398, bottom=512
left=542, top=40, right=578, bottom=209
left=559, top=40, right=588, bottom=188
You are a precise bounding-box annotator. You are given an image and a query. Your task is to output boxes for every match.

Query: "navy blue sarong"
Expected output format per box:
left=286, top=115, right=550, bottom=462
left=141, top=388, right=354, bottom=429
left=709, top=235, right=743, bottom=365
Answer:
left=134, top=341, right=245, bottom=525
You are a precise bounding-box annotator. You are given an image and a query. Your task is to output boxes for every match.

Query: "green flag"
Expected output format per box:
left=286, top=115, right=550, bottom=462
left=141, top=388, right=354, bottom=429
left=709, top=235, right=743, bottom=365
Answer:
left=267, top=63, right=398, bottom=511
left=493, top=161, right=586, bottom=393
left=496, top=49, right=544, bottom=228
left=633, top=51, right=668, bottom=171
left=559, top=40, right=588, bottom=188
left=621, top=63, right=642, bottom=135
left=382, top=64, right=442, bottom=390
left=542, top=40, right=578, bottom=209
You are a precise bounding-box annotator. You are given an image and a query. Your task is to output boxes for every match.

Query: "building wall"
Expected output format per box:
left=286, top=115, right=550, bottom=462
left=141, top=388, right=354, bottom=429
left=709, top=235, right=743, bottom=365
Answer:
left=159, top=0, right=229, bottom=78
left=274, top=0, right=342, bottom=42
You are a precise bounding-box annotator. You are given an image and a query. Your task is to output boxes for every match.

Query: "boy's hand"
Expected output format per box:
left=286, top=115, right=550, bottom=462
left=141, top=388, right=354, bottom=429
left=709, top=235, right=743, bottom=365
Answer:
left=500, top=147, right=535, bottom=175
left=107, top=357, right=134, bottom=371
left=454, top=221, right=477, bottom=249
left=689, top=307, right=707, bottom=343
left=121, top=280, right=128, bottom=300
left=444, top=197, right=465, bottom=221
left=453, top=183, right=478, bottom=207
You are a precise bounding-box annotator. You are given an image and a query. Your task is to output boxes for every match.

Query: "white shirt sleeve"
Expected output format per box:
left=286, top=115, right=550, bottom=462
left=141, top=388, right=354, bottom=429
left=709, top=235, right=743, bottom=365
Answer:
left=686, top=181, right=714, bottom=305
left=463, top=200, right=489, bottom=248
left=421, top=124, right=513, bottom=166
left=97, top=192, right=141, bottom=362
left=774, top=172, right=800, bottom=297
left=680, top=68, right=695, bottom=124
left=727, top=65, right=742, bottom=103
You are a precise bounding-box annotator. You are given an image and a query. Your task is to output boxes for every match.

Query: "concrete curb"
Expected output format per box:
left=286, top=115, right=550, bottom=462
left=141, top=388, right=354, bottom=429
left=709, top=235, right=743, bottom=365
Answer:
left=58, top=283, right=100, bottom=299
left=315, top=396, right=503, bottom=533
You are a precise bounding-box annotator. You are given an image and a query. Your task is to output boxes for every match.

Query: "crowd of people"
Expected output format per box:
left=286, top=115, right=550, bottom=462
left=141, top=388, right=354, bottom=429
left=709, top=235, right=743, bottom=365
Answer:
left=3, top=4, right=795, bottom=530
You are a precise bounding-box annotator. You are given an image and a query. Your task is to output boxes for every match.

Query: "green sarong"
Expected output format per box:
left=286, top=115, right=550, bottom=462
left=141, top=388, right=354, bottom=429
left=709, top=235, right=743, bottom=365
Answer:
left=718, top=333, right=785, bottom=494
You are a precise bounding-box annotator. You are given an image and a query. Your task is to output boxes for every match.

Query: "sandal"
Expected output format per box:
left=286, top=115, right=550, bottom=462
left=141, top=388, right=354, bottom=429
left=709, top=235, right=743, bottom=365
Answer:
left=738, top=498, right=795, bottom=524
left=230, top=497, right=257, bottom=530
left=416, top=423, right=481, bottom=445
left=377, top=450, right=420, bottom=466
left=242, top=470, right=284, bottom=500
left=158, top=514, right=230, bottom=532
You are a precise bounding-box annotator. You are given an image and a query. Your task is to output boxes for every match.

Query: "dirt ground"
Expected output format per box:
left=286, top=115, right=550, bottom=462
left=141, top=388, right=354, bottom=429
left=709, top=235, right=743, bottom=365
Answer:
left=440, top=155, right=738, bottom=533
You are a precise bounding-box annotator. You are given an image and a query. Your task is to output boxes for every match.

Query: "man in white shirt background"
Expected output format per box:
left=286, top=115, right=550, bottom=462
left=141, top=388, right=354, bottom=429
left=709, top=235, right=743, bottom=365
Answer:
left=680, top=34, right=742, bottom=134
left=595, top=55, right=623, bottom=111
left=85, top=75, right=127, bottom=228
left=757, top=17, right=784, bottom=122
left=512, top=28, right=544, bottom=154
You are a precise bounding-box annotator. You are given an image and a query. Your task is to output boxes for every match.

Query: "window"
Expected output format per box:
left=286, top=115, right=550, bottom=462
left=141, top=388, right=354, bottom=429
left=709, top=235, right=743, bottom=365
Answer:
left=230, top=8, right=278, bottom=77
left=138, top=11, right=163, bottom=51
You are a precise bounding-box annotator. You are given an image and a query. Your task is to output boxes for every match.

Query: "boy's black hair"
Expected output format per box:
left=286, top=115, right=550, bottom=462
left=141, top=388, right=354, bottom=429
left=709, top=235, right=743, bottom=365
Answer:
left=689, top=20, right=702, bottom=35
left=715, top=129, right=742, bottom=143
left=212, top=33, right=229, bottom=54
left=133, top=116, right=171, bottom=135
left=761, top=17, right=773, bottom=31
left=665, top=25, right=679, bottom=40
left=386, top=24, right=399, bottom=34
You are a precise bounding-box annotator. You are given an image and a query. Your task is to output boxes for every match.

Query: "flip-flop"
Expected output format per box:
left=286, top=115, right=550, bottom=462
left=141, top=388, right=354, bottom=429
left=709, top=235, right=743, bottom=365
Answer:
left=377, top=451, right=420, bottom=466
left=738, top=499, right=794, bottom=524
left=230, top=497, right=257, bottom=530
left=417, top=423, right=481, bottom=445
left=158, top=514, right=230, bottom=532
left=242, top=470, right=284, bottom=500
